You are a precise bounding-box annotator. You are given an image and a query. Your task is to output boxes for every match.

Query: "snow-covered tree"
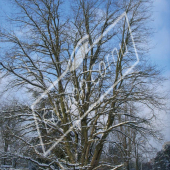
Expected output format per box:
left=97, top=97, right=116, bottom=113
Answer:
left=0, top=0, right=167, bottom=169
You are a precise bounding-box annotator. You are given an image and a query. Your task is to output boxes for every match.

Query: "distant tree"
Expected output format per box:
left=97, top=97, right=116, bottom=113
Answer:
left=0, top=101, right=28, bottom=167
left=153, top=142, right=170, bottom=170
left=142, top=161, right=152, bottom=170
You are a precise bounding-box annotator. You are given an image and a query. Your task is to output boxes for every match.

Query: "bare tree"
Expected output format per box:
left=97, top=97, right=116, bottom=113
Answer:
left=0, top=0, right=166, bottom=169
left=0, top=100, right=32, bottom=168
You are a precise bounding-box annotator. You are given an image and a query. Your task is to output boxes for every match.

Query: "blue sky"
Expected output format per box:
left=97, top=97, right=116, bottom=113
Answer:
left=150, top=0, right=170, bottom=75
left=149, top=0, right=170, bottom=149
